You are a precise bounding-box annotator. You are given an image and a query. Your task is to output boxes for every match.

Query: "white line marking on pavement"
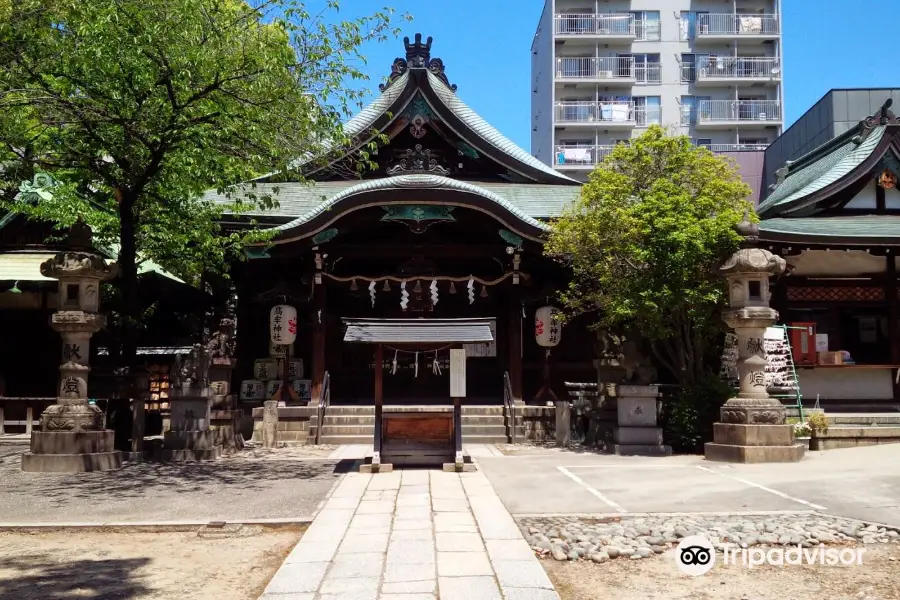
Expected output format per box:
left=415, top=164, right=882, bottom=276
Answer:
left=560, top=465, right=693, bottom=469
left=695, top=465, right=827, bottom=510
left=556, top=466, right=627, bottom=514
left=512, top=510, right=817, bottom=519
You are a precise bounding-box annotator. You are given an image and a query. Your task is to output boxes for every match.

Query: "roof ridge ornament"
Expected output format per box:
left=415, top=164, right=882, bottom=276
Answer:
left=862, top=97, right=900, bottom=130
left=379, top=33, right=457, bottom=93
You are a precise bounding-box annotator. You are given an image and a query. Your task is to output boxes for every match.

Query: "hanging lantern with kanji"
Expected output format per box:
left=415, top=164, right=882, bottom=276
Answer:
left=270, top=304, right=297, bottom=345
left=535, top=306, right=562, bottom=347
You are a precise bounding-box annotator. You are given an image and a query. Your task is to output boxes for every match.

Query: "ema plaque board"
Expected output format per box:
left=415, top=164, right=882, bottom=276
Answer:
left=450, top=349, right=466, bottom=398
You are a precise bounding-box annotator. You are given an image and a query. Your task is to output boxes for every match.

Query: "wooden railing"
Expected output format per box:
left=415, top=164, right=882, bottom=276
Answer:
left=314, top=371, right=331, bottom=445
left=503, top=371, right=516, bottom=445
left=0, top=397, right=53, bottom=435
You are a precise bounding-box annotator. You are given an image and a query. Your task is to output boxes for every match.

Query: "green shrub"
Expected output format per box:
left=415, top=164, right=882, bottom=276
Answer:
left=662, top=374, right=733, bottom=453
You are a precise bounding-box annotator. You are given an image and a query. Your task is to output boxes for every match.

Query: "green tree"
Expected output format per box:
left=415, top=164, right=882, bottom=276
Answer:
left=546, top=126, right=753, bottom=387
left=0, top=0, right=407, bottom=367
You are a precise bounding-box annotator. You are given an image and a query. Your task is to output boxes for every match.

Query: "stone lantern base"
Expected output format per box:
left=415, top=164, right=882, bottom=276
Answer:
left=704, top=400, right=805, bottom=463
left=21, top=403, right=123, bottom=472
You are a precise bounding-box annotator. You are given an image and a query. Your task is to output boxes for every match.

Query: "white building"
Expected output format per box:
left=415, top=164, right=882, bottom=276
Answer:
left=531, top=0, right=784, bottom=182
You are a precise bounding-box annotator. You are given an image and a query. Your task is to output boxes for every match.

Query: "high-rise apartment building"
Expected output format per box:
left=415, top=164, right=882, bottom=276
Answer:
left=531, top=0, right=784, bottom=186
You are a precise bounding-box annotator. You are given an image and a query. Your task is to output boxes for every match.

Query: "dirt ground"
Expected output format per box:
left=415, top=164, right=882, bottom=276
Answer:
left=544, top=544, right=900, bottom=600
left=0, top=525, right=303, bottom=600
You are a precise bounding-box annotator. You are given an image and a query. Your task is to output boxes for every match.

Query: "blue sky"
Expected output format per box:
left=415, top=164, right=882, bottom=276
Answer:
left=320, top=0, right=897, bottom=150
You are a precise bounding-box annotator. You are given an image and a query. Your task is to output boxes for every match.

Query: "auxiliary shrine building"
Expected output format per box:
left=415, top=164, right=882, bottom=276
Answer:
left=759, top=100, right=900, bottom=408
left=209, top=35, right=592, bottom=420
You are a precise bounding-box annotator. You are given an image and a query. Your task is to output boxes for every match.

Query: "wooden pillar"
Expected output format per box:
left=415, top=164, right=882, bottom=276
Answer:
left=25, top=405, right=33, bottom=436
left=311, top=279, right=327, bottom=405
left=886, top=255, right=900, bottom=401
left=374, top=344, right=383, bottom=461
left=0, top=404, right=5, bottom=435
left=508, top=300, right=523, bottom=404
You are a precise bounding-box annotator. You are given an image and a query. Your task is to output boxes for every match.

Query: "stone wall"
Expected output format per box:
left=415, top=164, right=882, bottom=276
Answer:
left=521, top=406, right=555, bottom=443
left=251, top=406, right=315, bottom=446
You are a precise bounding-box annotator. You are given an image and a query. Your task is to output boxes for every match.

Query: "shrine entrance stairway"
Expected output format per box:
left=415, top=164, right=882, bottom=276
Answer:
left=309, top=405, right=524, bottom=445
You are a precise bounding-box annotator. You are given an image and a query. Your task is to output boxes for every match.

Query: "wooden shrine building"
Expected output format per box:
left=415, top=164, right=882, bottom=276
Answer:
left=210, top=34, right=590, bottom=417
left=759, top=98, right=900, bottom=408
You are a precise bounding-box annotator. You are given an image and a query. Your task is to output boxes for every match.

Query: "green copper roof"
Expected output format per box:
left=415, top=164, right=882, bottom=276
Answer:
left=760, top=215, right=900, bottom=245
left=208, top=179, right=580, bottom=220
left=263, top=174, right=558, bottom=243
left=425, top=71, right=577, bottom=184
left=344, top=72, right=411, bottom=139
left=758, top=126, right=886, bottom=217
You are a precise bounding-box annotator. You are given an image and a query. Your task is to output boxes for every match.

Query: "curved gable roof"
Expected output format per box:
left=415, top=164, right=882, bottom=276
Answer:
left=263, top=173, right=551, bottom=244
left=757, top=126, right=887, bottom=217
left=422, top=71, right=577, bottom=185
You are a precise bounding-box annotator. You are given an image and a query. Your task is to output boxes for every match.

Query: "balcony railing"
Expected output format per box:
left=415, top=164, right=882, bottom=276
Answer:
left=697, top=14, right=780, bottom=36
left=635, top=107, right=661, bottom=127
left=554, top=13, right=635, bottom=36
left=555, top=101, right=635, bottom=124
left=634, top=19, right=661, bottom=41
left=556, top=56, right=634, bottom=80
left=554, top=145, right=616, bottom=167
left=701, top=143, right=770, bottom=152
left=635, top=63, right=661, bottom=84
left=697, top=57, right=781, bottom=81
left=698, top=100, right=782, bottom=123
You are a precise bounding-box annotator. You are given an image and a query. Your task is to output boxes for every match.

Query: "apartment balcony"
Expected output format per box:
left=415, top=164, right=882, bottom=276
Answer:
left=554, top=14, right=636, bottom=43
left=703, top=143, right=770, bottom=152
left=695, top=100, right=782, bottom=129
left=635, top=63, right=661, bottom=84
left=555, top=57, right=635, bottom=85
left=554, top=144, right=616, bottom=169
left=555, top=101, right=635, bottom=129
left=695, top=14, right=780, bottom=42
left=695, top=57, right=781, bottom=87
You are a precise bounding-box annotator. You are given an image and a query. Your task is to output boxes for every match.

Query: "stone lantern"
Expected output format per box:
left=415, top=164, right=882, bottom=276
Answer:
left=22, top=221, right=122, bottom=472
left=704, top=218, right=805, bottom=462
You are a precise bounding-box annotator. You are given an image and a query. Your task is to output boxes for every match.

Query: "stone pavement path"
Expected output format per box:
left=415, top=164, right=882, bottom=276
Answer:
left=260, top=468, right=559, bottom=600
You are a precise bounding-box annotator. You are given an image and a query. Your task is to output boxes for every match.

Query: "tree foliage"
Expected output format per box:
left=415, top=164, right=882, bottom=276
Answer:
left=546, top=126, right=754, bottom=386
left=0, top=0, right=408, bottom=364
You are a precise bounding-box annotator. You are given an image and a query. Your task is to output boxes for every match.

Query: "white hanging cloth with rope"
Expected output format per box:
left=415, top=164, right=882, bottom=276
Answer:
left=432, top=352, right=442, bottom=375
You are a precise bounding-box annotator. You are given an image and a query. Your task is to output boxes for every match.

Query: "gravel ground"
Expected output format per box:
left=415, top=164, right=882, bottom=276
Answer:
left=544, top=544, right=900, bottom=600
left=0, top=525, right=302, bottom=600
left=0, top=443, right=346, bottom=523
left=519, top=514, right=900, bottom=563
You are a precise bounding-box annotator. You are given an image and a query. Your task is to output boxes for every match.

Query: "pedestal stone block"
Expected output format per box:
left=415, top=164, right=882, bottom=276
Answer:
left=704, top=442, right=805, bottom=463
left=610, top=443, right=672, bottom=456
left=29, top=430, right=115, bottom=454
left=712, top=423, right=795, bottom=446
left=613, top=384, right=671, bottom=456
left=613, top=426, right=664, bottom=445
left=21, top=451, right=123, bottom=472
left=162, top=392, right=221, bottom=461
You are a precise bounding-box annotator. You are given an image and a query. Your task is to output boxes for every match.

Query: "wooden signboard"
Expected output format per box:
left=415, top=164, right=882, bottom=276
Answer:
left=450, top=349, right=466, bottom=397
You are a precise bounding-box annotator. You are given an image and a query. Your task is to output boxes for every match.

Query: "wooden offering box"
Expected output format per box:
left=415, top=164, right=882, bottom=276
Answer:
left=381, top=408, right=455, bottom=467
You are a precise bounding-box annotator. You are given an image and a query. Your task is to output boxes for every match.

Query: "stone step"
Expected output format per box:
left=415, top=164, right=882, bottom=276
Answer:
left=827, top=413, right=900, bottom=425
left=812, top=402, right=900, bottom=413
left=462, top=435, right=511, bottom=444
left=321, top=405, right=516, bottom=415
left=318, top=434, right=374, bottom=444
left=316, top=425, right=375, bottom=436
left=812, top=425, right=900, bottom=450
left=318, top=418, right=522, bottom=427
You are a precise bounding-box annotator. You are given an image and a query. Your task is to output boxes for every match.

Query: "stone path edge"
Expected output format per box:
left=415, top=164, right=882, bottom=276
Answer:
left=513, top=511, right=899, bottom=530
left=0, top=517, right=315, bottom=529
